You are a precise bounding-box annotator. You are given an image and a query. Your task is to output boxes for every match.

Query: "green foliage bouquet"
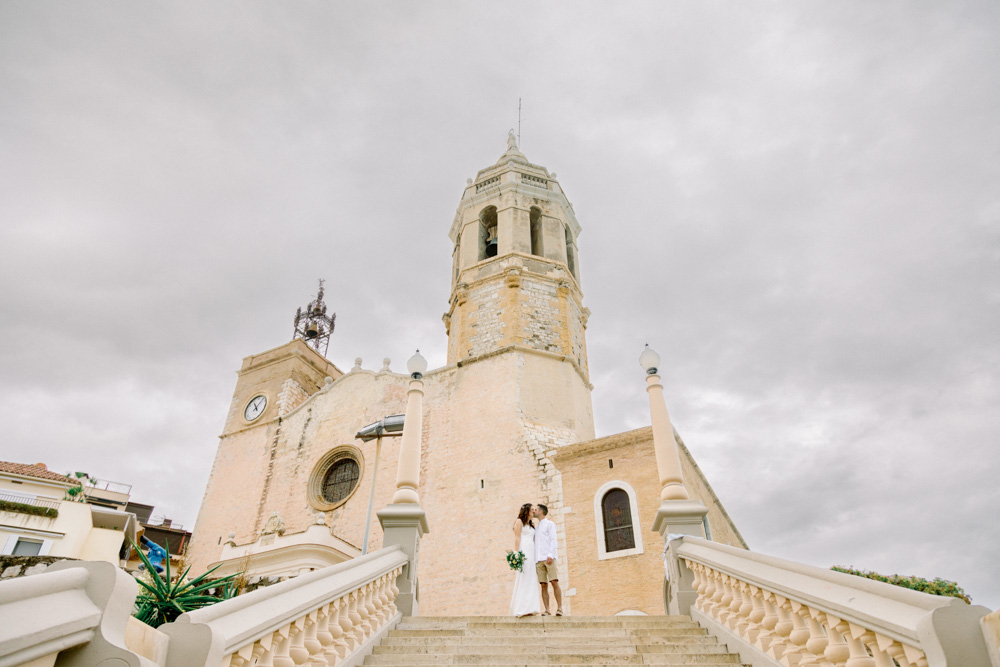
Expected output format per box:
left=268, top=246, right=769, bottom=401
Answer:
left=505, top=550, right=525, bottom=572
left=831, top=566, right=971, bottom=604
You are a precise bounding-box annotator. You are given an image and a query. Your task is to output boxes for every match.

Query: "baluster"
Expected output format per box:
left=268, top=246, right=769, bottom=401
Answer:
left=709, top=569, right=726, bottom=619
left=339, top=594, right=357, bottom=653
left=698, top=565, right=716, bottom=615
left=387, top=568, right=401, bottom=616
left=355, top=583, right=373, bottom=639
left=374, top=574, right=391, bottom=625
left=747, top=587, right=766, bottom=645
left=788, top=602, right=814, bottom=667
left=764, top=593, right=790, bottom=662
left=725, top=578, right=743, bottom=631
left=775, top=597, right=802, bottom=667
left=822, top=615, right=850, bottom=667
left=314, top=603, right=338, bottom=666
left=859, top=631, right=893, bottom=667
left=273, top=625, right=296, bottom=667
left=843, top=623, right=875, bottom=667
left=735, top=581, right=753, bottom=639
left=288, top=617, right=310, bottom=666
left=302, top=610, right=324, bottom=667
left=253, top=632, right=277, bottom=667
left=757, top=593, right=780, bottom=654
left=688, top=563, right=706, bottom=612
left=364, top=581, right=380, bottom=630
left=347, top=590, right=365, bottom=648
left=329, top=597, right=349, bottom=659
left=717, top=575, right=735, bottom=625
left=803, top=610, right=832, bottom=667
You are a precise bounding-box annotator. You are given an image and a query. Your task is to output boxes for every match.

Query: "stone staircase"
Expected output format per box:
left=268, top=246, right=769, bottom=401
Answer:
left=363, top=616, right=746, bottom=666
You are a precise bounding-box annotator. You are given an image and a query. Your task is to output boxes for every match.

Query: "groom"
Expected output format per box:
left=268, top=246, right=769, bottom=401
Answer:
left=533, top=504, right=563, bottom=616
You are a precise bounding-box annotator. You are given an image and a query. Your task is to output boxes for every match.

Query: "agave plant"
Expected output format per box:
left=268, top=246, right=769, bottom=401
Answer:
left=131, top=539, right=240, bottom=628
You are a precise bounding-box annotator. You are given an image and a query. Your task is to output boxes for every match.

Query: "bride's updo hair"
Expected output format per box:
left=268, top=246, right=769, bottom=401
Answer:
left=517, top=503, right=533, bottom=526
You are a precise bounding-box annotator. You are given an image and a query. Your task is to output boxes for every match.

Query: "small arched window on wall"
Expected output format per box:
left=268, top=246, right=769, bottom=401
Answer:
left=593, top=480, right=644, bottom=560
left=530, top=207, right=543, bottom=257
left=479, top=206, right=498, bottom=260
left=565, top=226, right=577, bottom=278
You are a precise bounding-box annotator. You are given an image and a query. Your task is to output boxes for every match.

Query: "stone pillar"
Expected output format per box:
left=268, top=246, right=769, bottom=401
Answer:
left=377, top=504, right=428, bottom=617
left=646, top=372, right=689, bottom=502
left=640, top=347, right=710, bottom=615
left=391, top=378, right=424, bottom=505
left=378, top=360, right=430, bottom=616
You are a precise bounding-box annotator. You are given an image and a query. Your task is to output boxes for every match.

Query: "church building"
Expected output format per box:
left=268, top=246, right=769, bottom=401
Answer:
left=186, top=134, right=747, bottom=616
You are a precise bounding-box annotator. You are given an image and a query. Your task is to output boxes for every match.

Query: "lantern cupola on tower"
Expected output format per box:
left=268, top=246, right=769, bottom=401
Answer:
left=293, top=279, right=336, bottom=357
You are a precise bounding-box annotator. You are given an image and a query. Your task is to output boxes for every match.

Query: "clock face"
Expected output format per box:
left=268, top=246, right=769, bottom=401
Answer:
left=244, top=395, right=267, bottom=422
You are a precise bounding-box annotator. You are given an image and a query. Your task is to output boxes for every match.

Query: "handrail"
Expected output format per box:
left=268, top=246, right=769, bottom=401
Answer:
left=674, top=537, right=991, bottom=667
left=160, top=545, right=408, bottom=667
left=0, top=560, right=148, bottom=667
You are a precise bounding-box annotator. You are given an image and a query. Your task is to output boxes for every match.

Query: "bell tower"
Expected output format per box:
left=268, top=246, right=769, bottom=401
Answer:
left=444, top=131, right=590, bottom=381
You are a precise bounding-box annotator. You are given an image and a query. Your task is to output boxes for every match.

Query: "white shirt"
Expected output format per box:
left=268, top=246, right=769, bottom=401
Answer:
left=535, top=518, right=558, bottom=562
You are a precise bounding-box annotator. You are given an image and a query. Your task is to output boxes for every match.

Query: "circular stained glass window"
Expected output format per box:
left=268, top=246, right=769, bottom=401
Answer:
left=321, top=458, right=360, bottom=504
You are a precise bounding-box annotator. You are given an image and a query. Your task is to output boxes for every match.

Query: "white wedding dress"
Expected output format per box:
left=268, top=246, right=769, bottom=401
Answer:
left=509, top=523, right=541, bottom=616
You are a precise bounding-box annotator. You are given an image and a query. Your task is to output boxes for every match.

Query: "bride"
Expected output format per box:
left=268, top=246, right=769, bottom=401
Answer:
left=509, top=503, right=541, bottom=617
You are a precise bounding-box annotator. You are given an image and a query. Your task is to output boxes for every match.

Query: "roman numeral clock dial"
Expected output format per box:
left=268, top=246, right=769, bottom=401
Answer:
left=244, top=395, right=267, bottom=422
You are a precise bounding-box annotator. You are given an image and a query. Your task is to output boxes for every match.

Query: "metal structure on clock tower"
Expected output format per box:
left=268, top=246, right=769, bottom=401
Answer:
left=292, top=279, right=336, bottom=356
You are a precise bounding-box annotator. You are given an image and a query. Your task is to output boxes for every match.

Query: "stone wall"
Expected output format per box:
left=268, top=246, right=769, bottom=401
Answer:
left=553, top=426, right=746, bottom=615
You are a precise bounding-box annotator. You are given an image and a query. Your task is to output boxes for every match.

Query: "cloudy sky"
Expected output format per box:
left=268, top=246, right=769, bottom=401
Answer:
left=1, top=2, right=998, bottom=609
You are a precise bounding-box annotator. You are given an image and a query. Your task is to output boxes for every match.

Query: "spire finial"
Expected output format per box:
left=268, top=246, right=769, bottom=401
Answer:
left=507, top=129, right=518, bottom=152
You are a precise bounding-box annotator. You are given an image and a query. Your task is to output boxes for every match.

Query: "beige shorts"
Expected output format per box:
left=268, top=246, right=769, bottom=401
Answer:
left=536, top=559, right=559, bottom=583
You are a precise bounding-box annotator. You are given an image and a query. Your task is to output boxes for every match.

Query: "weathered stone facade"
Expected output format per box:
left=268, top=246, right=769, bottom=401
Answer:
left=187, top=137, right=745, bottom=616
left=552, top=427, right=747, bottom=615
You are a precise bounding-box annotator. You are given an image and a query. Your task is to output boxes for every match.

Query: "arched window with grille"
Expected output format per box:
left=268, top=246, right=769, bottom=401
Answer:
left=601, top=488, right=635, bottom=552
left=593, top=481, right=644, bottom=560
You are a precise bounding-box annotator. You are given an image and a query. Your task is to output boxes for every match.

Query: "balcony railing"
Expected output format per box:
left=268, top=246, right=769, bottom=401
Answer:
left=0, top=492, right=60, bottom=510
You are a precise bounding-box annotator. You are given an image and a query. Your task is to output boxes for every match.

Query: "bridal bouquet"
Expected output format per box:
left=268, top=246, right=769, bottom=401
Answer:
left=505, top=550, right=525, bottom=572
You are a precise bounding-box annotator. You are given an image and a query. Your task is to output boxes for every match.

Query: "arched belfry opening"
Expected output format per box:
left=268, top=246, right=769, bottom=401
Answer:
left=479, top=206, right=498, bottom=260
left=530, top=207, right=543, bottom=257
left=565, top=225, right=577, bottom=278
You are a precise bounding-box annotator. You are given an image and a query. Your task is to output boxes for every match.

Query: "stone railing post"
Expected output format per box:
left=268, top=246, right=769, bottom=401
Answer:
left=377, top=351, right=430, bottom=617
left=639, top=344, right=710, bottom=615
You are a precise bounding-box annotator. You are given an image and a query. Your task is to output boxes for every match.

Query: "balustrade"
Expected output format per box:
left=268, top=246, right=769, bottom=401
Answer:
left=670, top=537, right=992, bottom=667
left=162, top=545, right=407, bottom=667
left=475, top=175, right=501, bottom=193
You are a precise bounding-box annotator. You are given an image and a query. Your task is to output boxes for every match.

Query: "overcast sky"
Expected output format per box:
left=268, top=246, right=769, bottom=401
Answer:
left=1, top=2, right=998, bottom=609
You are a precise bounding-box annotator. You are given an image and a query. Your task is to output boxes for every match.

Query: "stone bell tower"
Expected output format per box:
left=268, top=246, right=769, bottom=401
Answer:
left=444, top=131, right=591, bottom=383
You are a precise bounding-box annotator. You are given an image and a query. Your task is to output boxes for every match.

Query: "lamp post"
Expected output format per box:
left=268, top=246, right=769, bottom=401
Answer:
left=377, top=349, right=430, bottom=616
left=641, top=344, right=709, bottom=616
left=640, top=344, right=690, bottom=502
left=356, top=414, right=405, bottom=555
left=392, top=350, right=427, bottom=504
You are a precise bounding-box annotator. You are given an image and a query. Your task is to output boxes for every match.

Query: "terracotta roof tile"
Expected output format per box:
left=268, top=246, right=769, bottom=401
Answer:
left=0, top=461, right=75, bottom=484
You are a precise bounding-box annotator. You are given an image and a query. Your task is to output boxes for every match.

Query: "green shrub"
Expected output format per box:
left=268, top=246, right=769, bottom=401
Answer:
left=131, top=539, right=239, bottom=628
left=831, top=566, right=971, bottom=604
left=0, top=499, right=58, bottom=519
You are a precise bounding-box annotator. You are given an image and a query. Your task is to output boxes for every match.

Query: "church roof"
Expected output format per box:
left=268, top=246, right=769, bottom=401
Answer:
left=0, top=460, right=75, bottom=484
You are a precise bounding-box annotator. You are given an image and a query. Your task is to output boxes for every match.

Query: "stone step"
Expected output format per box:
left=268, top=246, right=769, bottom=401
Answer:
left=373, top=644, right=733, bottom=655
left=403, top=616, right=698, bottom=624
left=389, top=627, right=710, bottom=638
left=363, top=655, right=741, bottom=665
left=381, top=636, right=720, bottom=647
left=396, top=621, right=704, bottom=630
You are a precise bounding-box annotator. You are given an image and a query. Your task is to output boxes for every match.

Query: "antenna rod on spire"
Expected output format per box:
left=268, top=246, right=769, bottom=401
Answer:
left=517, top=98, right=522, bottom=147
